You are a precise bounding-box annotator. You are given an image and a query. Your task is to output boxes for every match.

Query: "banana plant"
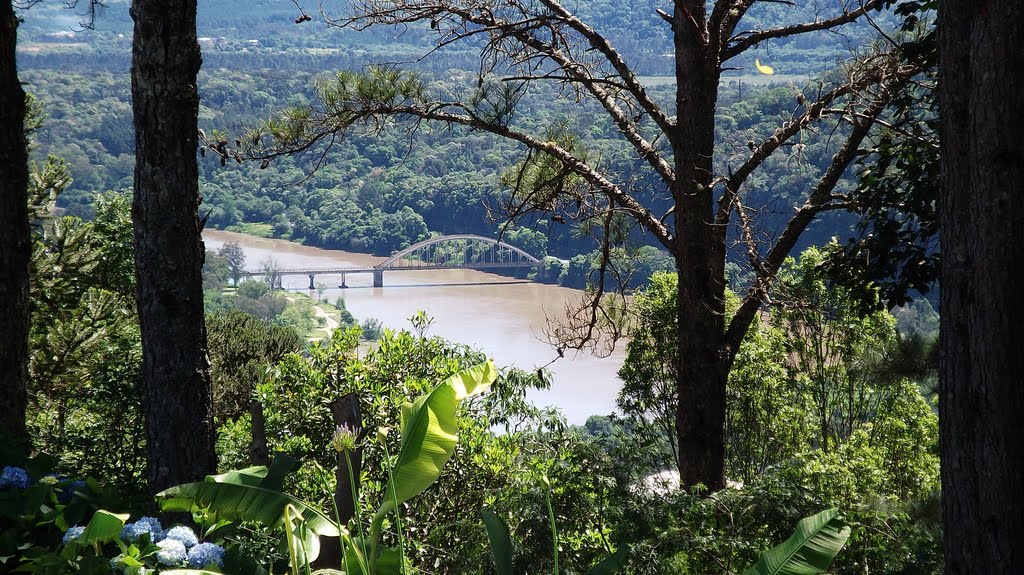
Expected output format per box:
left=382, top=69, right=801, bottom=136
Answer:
left=158, top=455, right=338, bottom=568
left=355, top=359, right=497, bottom=573
left=156, top=360, right=497, bottom=575
left=742, top=508, right=852, bottom=575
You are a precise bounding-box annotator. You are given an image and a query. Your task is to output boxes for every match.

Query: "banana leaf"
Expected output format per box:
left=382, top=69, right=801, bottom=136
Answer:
left=584, top=547, right=630, bottom=575
left=78, top=510, right=129, bottom=545
left=371, top=361, right=497, bottom=531
left=157, top=481, right=338, bottom=538
left=742, top=508, right=851, bottom=575
left=205, top=466, right=268, bottom=487
left=481, top=509, right=514, bottom=575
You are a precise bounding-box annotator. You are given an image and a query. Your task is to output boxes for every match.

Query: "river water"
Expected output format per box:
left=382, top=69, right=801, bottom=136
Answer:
left=203, top=230, right=625, bottom=424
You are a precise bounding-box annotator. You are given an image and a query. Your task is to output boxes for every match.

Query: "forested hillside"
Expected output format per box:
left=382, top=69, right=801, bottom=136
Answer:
left=17, top=0, right=886, bottom=289
left=18, top=0, right=886, bottom=75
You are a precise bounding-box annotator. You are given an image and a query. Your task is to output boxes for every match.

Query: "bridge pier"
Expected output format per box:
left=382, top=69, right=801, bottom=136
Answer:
left=373, top=270, right=383, bottom=288
left=308, top=274, right=315, bottom=290
left=339, top=273, right=348, bottom=289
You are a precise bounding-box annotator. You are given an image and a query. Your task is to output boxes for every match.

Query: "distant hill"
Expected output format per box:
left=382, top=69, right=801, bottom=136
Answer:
left=16, top=0, right=889, bottom=76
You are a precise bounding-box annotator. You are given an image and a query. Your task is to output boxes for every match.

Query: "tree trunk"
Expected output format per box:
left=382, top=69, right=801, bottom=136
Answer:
left=249, top=400, right=270, bottom=466
left=939, top=0, right=1024, bottom=572
left=671, top=1, right=728, bottom=491
left=0, top=1, right=29, bottom=445
left=329, top=394, right=363, bottom=525
left=130, top=0, right=216, bottom=494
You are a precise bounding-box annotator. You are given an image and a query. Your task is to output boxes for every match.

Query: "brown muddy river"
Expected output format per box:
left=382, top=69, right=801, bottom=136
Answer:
left=203, top=230, right=625, bottom=424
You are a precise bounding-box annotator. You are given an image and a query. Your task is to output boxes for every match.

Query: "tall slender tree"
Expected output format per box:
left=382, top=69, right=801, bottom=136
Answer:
left=939, top=0, right=1024, bottom=571
left=130, top=0, right=216, bottom=493
left=0, top=0, right=29, bottom=444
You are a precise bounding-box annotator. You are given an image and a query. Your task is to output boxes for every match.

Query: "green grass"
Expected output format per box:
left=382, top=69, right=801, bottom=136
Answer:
left=226, top=222, right=274, bottom=237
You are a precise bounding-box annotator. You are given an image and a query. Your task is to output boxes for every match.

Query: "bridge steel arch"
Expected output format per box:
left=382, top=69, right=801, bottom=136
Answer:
left=375, top=234, right=542, bottom=270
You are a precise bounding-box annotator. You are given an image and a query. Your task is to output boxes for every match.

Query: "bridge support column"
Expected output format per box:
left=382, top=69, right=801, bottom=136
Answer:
left=339, top=273, right=348, bottom=289
left=373, top=270, right=383, bottom=288
left=308, top=274, right=316, bottom=290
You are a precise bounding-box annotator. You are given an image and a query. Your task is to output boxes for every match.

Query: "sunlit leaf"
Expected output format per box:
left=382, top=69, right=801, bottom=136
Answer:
left=743, top=509, right=851, bottom=575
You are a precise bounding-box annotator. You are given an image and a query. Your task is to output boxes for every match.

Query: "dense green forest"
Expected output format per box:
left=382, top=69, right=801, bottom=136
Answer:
left=21, top=67, right=865, bottom=289
left=17, top=0, right=895, bottom=290
left=7, top=1, right=1022, bottom=575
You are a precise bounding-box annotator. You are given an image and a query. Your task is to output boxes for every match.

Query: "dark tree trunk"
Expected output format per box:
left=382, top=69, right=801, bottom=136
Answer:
left=671, top=0, right=728, bottom=491
left=939, top=0, right=1024, bottom=572
left=130, top=0, right=216, bottom=494
left=249, top=400, right=270, bottom=466
left=329, top=394, right=363, bottom=524
left=0, top=1, right=29, bottom=444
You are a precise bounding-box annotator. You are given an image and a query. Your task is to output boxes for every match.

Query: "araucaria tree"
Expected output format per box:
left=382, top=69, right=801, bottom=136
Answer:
left=130, top=0, right=217, bottom=493
left=256, top=0, right=926, bottom=489
left=0, top=0, right=29, bottom=443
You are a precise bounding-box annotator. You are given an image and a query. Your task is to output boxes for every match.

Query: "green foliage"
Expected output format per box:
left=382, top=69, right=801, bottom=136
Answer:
left=236, top=279, right=270, bottom=300
left=218, top=241, right=247, bottom=286
left=206, top=310, right=304, bottom=425
left=215, top=318, right=571, bottom=575
left=774, top=247, right=902, bottom=453
left=203, top=249, right=232, bottom=291
left=372, top=361, right=497, bottom=527
left=823, top=3, right=938, bottom=310
left=158, top=459, right=340, bottom=568
left=360, top=318, right=384, bottom=341
left=482, top=509, right=515, bottom=575
left=742, top=509, right=850, bottom=575
left=22, top=54, right=885, bottom=281
left=726, top=316, right=816, bottom=483
left=482, top=507, right=630, bottom=575
left=616, top=272, right=679, bottom=472
left=618, top=272, right=812, bottom=479
left=163, top=361, right=497, bottom=574
left=0, top=453, right=148, bottom=575
left=28, top=190, right=146, bottom=497
left=210, top=280, right=318, bottom=334
left=611, top=252, right=941, bottom=574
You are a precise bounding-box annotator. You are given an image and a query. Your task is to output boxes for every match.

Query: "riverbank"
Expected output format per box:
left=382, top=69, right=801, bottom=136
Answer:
left=203, top=229, right=626, bottom=424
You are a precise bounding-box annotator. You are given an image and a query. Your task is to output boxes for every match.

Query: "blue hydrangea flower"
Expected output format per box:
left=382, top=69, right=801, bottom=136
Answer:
left=156, top=538, right=188, bottom=566
left=62, top=525, right=85, bottom=545
left=163, top=525, right=199, bottom=548
left=0, top=466, right=30, bottom=489
left=120, top=516, right=164, bottom=542
left=187, top=542, right=226, bottom=568
left=57, top=479, right=87, bottom=504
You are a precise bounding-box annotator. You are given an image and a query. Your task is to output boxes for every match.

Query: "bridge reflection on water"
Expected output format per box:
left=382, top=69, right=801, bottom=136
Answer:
left=241, top=234, right=542, bottom=288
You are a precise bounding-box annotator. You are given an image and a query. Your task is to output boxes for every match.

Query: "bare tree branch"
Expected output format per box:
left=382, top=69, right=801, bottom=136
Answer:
left=536, top=0, right=675, bottom=135
left=329, top=1, right=678, bottom=188
left=722, top=0, right=885, bottom=62
left=724, top=91, right=897, bottom=354
left=253, top=92, right=676, bottom=251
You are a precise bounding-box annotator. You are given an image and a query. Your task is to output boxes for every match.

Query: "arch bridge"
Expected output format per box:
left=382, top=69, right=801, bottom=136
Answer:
left=241, top=234, right=542, bottom=288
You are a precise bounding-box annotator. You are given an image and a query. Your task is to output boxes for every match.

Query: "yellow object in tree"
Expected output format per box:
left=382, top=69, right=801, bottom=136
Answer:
left=755, top=58, right=775, bottom=75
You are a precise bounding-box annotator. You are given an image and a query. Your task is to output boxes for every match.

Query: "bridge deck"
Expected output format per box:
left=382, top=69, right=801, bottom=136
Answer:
left=240, top=261, right=537, bottom=277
